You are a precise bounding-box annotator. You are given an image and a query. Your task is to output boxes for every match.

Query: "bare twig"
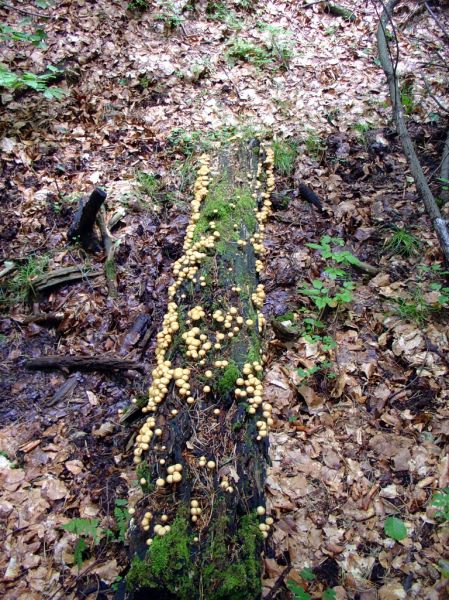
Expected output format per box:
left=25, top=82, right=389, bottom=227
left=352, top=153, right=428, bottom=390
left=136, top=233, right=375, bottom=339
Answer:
left=441, top=130, right=449, bottom=204
left=424, top=0, right=449, bottom=41
left=1, top=2, right=50, bottom=18
left=376, top=0, right=449, bottom=263
left=422, top=75, right=449, bottom=115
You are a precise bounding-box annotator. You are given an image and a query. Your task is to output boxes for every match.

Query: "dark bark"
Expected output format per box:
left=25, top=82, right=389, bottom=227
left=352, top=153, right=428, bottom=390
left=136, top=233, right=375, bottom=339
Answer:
left=68, top=188, right=107, bottom=252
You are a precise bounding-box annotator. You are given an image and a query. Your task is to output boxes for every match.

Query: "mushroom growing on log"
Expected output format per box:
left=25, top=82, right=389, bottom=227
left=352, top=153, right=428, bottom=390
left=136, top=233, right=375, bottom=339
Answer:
left=123, top=139, right=275, bottom=600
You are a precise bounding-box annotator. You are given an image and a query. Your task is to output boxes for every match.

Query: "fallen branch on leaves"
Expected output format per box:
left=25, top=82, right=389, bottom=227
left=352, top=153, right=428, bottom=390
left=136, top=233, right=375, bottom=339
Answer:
left=25, top=355, right=145, bottom=373
left=377, top=0, right=449, bottom=264
left=32, top=265, right=102, bottom=293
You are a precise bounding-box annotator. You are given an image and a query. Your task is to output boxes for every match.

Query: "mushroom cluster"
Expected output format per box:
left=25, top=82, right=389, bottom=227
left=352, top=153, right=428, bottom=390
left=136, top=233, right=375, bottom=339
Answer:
left=130, top=145, right=276, bottom=547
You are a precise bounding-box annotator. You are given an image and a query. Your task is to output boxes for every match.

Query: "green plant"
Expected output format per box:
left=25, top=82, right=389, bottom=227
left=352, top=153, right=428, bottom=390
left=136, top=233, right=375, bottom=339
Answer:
left=429, top=282, right=449, bottom=306
left=384, top=227, right=421, bottom=256
left=304, top=129, right=325, bottom=160
left=394, top=291, right=433, bottom=325
left=8, top=255, right=49, bottom=303
left=226, top=38, right=272, bottom=68
left=207, top=2, right=243, bottom=30
left=384, top=516, right=407, bottom=541
left=287, top=579, right=336, bottom=600
left=154, top=1, right=184, bottom=30
left=0, top=22, right=47, bottom=47
left=273, top=139, right=298, bottom=176
left=136, top=171, right=160, bottom=195
left=114, top=498, right=130, bottom=542
left=0, top=63, right=65, bottom=99
left=128, top=0, right=149, bottom=10
left=61, top=517, right=101, bottom=569
left=257, top=23, right=294, bottom=69
left=297, top=360, right=335, bottom=380
left=299, top=279, right=355, bottom=311
left=431, top=487, right=449, bottom=522
left=0, top=23, right=65, bottom=99
left=400, top=80, right=415, bottom=115
left=307, top=236, right=361, bottom=268
left=61, top=499, right=130, bottom=569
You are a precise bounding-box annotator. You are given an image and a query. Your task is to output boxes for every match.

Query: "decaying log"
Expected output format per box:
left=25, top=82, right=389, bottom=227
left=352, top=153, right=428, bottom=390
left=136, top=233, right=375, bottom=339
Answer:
left=68, top=188, right=107, bottom=252
left=25, top=355, right=145, bottom=373
left=123, top=139, right=275, bottom=600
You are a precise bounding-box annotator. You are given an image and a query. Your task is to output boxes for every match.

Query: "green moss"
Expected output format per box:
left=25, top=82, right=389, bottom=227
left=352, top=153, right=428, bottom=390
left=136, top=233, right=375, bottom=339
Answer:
left=193, top=181, right=256, bottom=250
left=126, top=555, right=157, bottom=591
left=217, top=362, right=240, bottom=395
left=202, top=511, right=262, bottom=600
left=136, top=461, right=153, bottom=492
left=127, top=512, right=194, bottom=597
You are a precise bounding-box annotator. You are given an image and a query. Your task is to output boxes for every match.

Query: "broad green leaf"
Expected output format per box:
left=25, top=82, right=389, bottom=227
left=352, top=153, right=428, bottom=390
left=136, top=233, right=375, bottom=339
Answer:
left=299, top=567, right=315, bottom=581
left=384, top=516, right=407, bottom=541
left=323, top=589, right=337, bottom=600
left=74, top=537, right=87, bottom=569
left=287, top=580, right=311, bottom=600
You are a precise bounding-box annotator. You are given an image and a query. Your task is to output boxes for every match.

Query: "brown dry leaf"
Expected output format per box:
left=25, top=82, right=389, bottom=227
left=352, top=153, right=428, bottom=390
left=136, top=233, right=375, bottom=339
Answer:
left=297, top=385, right=324, bottom=412
left=41, top=477, right=69, bottom=502
left=64, top=460, right=84, bottom=475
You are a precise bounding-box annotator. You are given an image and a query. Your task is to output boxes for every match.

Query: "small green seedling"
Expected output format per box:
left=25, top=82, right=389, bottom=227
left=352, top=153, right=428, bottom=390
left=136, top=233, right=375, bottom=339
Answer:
left=299, top=279, right=355, bottom=310
left=431, top=487, right=449, bottom=522
left=307, top=235, right=362, bottom=268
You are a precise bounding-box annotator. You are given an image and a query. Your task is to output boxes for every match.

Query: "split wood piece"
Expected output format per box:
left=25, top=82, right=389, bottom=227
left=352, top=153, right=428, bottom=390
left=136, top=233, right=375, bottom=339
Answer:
left=68, top=188, right=107, bottom=252
left=25, top=355, right=145, bottom=373
left=119, top=314, right=152, bottom=356
left=125, top=140, right=271, bottom=599
left=97, top=206, right=118, bottom=297
left=377, top=0, right=449, bottom=265
left=12, top=312, right=64, bottom=325
left=47, top=373, right=80, bottom=407
left=33, top=265, right=102, bottom=293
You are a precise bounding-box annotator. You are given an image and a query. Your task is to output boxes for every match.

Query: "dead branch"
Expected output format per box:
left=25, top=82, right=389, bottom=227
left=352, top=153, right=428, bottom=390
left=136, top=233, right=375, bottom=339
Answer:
left=25, top=355, right=145, bottom=373
left=441, top=130, right=449, bottom=204
left=424, top=0, right=449, bottom=41
left=377, top=0, right=449, bottom=264
left=33, top=265, right=102, bottom=293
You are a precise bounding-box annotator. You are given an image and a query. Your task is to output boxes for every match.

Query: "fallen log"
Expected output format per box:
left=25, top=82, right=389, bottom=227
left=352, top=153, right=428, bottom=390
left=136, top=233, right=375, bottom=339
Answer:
left=123, top=139, right=275, bottom=599
left=25, top=355, right=145, bottom=373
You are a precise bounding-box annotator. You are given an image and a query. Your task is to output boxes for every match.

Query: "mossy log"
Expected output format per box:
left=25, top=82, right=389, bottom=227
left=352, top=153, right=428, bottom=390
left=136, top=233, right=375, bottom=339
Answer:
left=123, top=139, right=275, bottom=600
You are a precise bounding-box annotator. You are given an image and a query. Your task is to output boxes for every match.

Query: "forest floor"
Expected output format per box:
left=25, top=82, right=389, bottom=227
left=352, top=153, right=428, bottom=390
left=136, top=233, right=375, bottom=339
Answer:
left=0, top=1, right=448, bottom=599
